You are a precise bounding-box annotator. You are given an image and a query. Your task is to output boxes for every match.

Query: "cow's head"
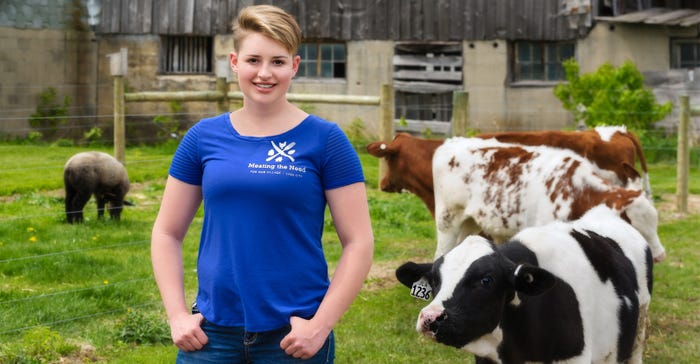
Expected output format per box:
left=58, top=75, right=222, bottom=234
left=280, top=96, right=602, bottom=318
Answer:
left=366, top=133, right=443, bottom=194
left=366, top=133, right=408, bottom=192
left=396, top=236, right=556, bottom=354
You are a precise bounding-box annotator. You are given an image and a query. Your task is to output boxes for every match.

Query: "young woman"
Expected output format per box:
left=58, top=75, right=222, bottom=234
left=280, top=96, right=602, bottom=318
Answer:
left=151, top=5, right=373, bottom=363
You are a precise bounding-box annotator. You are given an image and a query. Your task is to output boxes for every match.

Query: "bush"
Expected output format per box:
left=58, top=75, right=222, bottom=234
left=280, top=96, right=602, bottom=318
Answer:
left=553, top=60, right=672, bottom=136
left=344, top=117, right=372, bottom=150
left=116, top=309, right=171, bottom=345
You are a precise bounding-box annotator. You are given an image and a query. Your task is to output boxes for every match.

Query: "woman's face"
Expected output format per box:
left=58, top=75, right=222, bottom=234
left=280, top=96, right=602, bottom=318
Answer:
left=230, top=32, right=300, bottom=105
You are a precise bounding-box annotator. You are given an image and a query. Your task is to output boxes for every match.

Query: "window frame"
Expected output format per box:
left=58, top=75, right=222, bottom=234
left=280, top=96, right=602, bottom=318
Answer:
left=159, top=35, right=214, bottom=75
left=296, top=42, right=346, bottom=79
left=671, top=38, right=700, bottom=69
left=511, top=41, right=575, bottom=85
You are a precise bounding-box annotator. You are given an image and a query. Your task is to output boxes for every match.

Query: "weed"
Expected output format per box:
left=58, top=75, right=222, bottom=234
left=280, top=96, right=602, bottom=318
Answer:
left=28, top=87, right=71, bottom=142
left=344, top=118, right=371, bottom=150
left=0, top=327, right=78, bottom=363
left=83, top=127, right=104, bottom=146
left=116, top=309, right=171, bottom=345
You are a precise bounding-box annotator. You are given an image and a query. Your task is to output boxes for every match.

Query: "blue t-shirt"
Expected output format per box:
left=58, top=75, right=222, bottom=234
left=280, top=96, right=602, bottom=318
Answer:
left=168, top=113, right=365, bottom=331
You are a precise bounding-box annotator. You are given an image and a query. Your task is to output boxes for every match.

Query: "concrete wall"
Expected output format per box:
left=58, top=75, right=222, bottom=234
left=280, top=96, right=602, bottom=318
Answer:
left=462, top=40, right=573, bottom=133
left=576, top=22, right=693, bottom=73
left=0, top=27, right=94, bottom=139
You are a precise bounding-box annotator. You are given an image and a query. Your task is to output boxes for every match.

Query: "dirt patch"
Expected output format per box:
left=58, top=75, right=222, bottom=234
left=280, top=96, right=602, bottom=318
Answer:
left=654, top=193, right=700, bottom=222
left=363, top=260, right=403, bottom=291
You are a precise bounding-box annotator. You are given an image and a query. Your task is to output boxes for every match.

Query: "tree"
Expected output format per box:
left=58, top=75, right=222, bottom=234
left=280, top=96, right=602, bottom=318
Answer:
left=553, top=59, right=672, bottom=135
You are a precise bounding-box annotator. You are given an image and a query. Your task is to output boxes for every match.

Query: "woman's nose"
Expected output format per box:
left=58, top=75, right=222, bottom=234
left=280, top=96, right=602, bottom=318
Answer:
left=257, top=64, right=272, bottom=79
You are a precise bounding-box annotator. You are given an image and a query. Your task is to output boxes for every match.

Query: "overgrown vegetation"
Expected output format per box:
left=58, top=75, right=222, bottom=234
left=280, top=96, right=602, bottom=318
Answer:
left=344, top=117, right=372, bottom=150
left=28, top=87, right=71, bottom=142
left=0, top=327, right=79, bottom=363
left=152, top=101, right=187, bottom=140
left=553, top=60, right=673, bottom=136
left=116, top=309, right=171, bottom=345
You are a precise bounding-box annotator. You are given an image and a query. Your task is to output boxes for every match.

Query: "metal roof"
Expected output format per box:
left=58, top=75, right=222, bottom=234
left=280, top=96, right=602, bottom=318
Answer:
left=596, top=8, right=700, bottom=27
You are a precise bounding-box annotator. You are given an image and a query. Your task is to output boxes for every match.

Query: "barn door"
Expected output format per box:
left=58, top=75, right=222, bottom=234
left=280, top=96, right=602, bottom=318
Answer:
left=393, top=42, right=463, bottom=136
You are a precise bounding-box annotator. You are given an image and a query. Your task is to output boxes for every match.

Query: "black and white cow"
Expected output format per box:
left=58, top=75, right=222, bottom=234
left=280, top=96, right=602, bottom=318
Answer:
left=396, top=206, right=653, bottom=364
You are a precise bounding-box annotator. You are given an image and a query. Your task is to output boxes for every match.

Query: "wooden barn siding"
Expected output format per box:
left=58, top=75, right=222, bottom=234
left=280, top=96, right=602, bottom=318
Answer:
left=96, top=0, right=585, bottom=41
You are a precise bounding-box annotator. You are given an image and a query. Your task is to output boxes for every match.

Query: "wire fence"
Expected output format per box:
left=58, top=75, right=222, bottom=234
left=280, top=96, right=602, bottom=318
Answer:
left=2, top=82, right=700, bottom=339
left=0, top=197, right=165, bottom=337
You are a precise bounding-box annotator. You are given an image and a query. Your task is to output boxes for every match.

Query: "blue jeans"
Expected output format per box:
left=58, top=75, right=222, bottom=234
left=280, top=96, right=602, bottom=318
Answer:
left=176, top=320, right=335, bottom=364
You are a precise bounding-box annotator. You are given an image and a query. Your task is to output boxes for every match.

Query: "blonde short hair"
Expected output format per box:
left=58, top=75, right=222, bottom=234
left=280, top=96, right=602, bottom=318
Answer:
left=233, top=5, right=302, bottom=54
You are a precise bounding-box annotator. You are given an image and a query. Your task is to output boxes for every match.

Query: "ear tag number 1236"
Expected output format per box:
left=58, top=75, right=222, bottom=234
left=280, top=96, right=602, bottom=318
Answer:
left=410, top=277, right=432, bottom=301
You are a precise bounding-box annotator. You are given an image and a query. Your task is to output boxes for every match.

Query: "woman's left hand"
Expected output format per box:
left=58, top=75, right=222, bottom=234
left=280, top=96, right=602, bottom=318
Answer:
left=280, top=316, right=331, bottom=359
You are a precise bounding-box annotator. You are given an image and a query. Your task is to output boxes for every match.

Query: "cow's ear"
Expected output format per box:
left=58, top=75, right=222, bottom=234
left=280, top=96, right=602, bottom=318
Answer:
left=621, top=162, right=641, bottom=179
left=511, top=264, right=556, bottom=296
left=396, top=262, right=432, bottom=288
left=366, top=141, right=396, bottom=157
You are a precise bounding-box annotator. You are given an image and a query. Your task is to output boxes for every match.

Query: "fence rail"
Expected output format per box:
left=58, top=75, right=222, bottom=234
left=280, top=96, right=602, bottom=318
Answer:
left=108, top=48, right=693, bottom=213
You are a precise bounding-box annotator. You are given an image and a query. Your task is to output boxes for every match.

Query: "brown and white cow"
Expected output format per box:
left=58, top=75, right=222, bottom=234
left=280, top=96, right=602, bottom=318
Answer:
left=432, top=137, right=665, bottom=263
left=366, top=127, right=651, bottom=217
left=367, top=134, right=443, bottom=215
left=478, top=126, right=650, bottom=195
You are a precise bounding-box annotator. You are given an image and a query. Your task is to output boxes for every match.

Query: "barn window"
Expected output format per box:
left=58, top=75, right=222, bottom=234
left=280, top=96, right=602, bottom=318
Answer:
left=297, top=43, right=346, bottom=79
left=671, top=39, right=700, bottom=69
left=160, top=36, right=213, bottom=74
left=513, top=42, right=574, bottom=82
left=392, top=42, right=463, bottom=135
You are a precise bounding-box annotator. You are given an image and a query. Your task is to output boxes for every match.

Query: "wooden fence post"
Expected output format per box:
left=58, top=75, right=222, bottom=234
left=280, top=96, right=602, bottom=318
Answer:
left=216, top=59, right=229, bottom=113
left=677, top=95, right=690, bottom=214
left=109, top=48, right=127, bottom=164
left=378, top=84, right=394, bottom=189
left=451, top=91, right=469, bottom=137
left=216, top=77, right=228, bottom=113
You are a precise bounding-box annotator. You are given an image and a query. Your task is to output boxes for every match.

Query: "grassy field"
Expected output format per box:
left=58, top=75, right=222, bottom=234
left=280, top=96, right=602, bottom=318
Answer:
left=0, top=143, right=698, bottom=363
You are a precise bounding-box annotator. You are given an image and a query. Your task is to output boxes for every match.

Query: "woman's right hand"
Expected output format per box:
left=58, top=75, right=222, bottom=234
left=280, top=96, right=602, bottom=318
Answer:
left=170, top=312, right=209, bottom=352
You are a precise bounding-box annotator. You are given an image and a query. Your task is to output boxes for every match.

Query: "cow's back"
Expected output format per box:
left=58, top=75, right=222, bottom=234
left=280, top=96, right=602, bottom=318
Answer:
left=509, top=206, right=652, bottom=362
left=433, top=137, right=610, bottom=240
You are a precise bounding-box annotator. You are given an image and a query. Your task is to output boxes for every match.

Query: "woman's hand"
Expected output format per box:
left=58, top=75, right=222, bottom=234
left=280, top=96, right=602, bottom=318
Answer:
left=280, top=316, right=331, bottom=359
left=170, top=312, right=209, bottom=352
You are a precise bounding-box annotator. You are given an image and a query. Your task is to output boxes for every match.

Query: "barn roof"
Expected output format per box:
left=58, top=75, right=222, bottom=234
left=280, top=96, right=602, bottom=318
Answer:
left=596, top=7, right=700, bottom=27
left=94, top=0, right=588, bottom=41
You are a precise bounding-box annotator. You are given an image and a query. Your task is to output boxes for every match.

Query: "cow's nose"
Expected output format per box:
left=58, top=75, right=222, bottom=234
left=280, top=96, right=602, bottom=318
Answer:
left=417, top=307, right=445, bottom=336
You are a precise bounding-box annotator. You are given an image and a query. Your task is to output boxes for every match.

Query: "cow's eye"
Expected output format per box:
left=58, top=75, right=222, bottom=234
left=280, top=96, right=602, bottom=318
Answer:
left=480, top=276, right=493, bottom=287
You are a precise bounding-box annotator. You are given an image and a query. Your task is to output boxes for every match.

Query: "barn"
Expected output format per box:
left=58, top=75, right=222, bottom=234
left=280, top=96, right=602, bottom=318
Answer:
left=2, top=0, right=700, bottom=139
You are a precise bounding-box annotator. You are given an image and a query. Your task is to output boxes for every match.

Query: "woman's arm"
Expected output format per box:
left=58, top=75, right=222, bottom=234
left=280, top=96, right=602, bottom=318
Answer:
left=151, top=176, right=207, bottom=351
left=281, top=181, right=374, bottom=359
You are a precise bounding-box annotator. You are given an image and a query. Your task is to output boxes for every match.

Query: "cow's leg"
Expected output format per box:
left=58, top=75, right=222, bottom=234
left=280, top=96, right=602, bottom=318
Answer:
left=434, top=205, right=463, bottom=259
left=628, top=303, right=649, bottom=364
left=624, top=197, right=666, bottom=262
left=434, top=207, right=481, bottom=259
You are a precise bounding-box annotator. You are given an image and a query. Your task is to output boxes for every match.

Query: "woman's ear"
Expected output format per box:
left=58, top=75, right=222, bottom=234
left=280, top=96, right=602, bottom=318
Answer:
left=291, top=54, right=301, bottom=74
left=229, top=52, right=239, bottom=74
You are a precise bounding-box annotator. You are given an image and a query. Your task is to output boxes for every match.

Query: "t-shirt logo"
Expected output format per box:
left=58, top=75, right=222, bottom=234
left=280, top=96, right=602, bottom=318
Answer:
left=266, top=141, right=296, bottom=162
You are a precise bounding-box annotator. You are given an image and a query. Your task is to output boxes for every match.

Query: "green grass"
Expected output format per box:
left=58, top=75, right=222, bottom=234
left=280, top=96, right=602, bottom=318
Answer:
left=0, top=144, right=698, bottom=363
